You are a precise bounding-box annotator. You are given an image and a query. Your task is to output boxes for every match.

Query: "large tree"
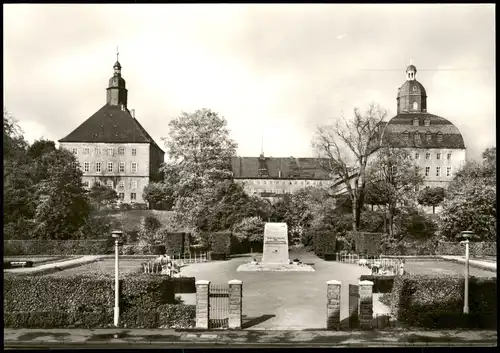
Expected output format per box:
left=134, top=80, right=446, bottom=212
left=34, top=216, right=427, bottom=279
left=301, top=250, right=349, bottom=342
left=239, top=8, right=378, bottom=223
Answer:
left=161, top=109, right=238, bottom=233
left=313, top=103, right=387, bottom=231
left=417, top=187, right=446, bottom=214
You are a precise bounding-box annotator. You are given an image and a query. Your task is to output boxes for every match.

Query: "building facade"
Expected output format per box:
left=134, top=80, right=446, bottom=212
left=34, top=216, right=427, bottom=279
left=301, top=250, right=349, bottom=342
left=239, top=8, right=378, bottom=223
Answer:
left=381, top=64, right=466, bottom=189
left=59, top=59, right=164, bottom=204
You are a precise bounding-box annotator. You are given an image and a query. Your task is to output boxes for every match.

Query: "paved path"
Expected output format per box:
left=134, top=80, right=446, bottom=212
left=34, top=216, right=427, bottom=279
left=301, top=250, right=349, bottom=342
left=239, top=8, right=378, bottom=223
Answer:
left=4, top=255, right=102, bottom=275
left=3, top=328, right=497, bottom=348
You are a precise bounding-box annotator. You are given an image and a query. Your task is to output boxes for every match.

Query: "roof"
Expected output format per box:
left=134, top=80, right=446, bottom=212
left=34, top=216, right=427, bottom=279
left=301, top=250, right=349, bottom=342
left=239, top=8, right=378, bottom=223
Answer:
left=382, top=112, right=465, bottom=149
left=398, top=80, right=427, bottom=98
left=231, top=157, right=332, bottom=179
left=406, top=64, right=417, bottom=72
left=59, top=104, right=164, bottom=152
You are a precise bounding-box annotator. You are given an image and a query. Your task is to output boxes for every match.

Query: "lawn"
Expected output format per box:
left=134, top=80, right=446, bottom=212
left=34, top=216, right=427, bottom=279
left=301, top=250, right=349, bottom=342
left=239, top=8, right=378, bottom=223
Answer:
left=4, top=256, right=77, bottom=267
left=404, top=260, right=495, bottom=277
left=42, top=258, right=145, bottom=277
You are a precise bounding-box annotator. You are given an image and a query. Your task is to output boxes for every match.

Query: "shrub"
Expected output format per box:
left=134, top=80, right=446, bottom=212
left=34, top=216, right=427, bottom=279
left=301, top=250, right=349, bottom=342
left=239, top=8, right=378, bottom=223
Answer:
left=390, top=274, right=497, bottom=329
left=208, top=231, right=231, bottom=254
left=360, top=275, right=395, bottom=294
left=313, top=232, right=336, bottom=257
left=161, top=231, right=186, bottom=256
left=210, top=252, right=227, bottom=261
left=151, top=245, right=166, bottom=255
left=436, top=241, right=497, bottom=256
left=230, top=234, right=250, bottom=254
left=4, top=240, right=114, bottom=256
left=349, top=231, right=384, bottom=256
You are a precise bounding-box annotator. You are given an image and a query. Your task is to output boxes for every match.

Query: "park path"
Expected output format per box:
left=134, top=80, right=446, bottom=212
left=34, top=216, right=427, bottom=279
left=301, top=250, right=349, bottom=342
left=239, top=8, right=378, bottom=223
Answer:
left=180, top=252, right=371, bottom=330
left=4, top=255, right=102, bottom=275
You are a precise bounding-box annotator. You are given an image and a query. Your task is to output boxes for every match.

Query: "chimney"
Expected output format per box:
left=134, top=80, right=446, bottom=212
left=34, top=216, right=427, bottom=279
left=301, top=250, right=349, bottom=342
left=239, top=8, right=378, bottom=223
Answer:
left=131, top=109, right=135, bottom=118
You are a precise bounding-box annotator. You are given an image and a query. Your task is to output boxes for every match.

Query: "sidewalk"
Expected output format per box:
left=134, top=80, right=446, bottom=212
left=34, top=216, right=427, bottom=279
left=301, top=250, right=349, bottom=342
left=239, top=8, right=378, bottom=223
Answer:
left=3, top=328, right=497, bottom=347
left=4, top=255, right=102, bottom=275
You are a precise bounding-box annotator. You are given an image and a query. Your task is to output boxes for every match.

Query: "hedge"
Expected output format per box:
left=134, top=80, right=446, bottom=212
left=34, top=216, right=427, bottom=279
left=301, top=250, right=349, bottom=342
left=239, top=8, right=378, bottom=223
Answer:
left=360, top=275, right=395, bottom=294
left=349, top=231, right=384, bottom=256
left=210, top=252, right=227, bottom=261
left=162, top=232, right=186, bottom=256
left=4, top=304, right=196, bottom=329
left=390, top=274, right=497, bottom=329
left=313, top=232, right=336, bottom=257
left=436, top=242, right=497, bottom=257
left=4, top=240, right=114, bottom=256
left=209, top=231, right=231, bottom=254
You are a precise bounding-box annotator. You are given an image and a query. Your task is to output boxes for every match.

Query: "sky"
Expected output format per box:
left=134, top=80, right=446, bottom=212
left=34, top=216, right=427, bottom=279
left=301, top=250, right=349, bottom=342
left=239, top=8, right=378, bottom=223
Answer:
left=3, top=4, right=495, bottom=161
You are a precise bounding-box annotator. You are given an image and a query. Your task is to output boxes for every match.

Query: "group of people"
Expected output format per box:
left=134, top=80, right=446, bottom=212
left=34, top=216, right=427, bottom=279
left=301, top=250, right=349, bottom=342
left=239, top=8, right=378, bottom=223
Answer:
left=358, top=258, right=405, bottom=276
left=157, top=254, right=181, bottom=277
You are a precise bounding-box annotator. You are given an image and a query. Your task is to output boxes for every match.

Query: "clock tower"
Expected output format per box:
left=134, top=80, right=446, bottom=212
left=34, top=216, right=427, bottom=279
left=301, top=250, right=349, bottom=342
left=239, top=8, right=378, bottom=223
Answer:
left=106, top=56, right=128, bottom=108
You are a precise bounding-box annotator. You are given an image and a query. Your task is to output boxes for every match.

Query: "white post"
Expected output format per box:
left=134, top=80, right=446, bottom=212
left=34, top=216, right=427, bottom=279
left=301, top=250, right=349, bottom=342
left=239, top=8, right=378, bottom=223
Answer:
left=111, top=230, right=122, bottom=328
left=190, top=251, right=192, bottom=263
left=464, top=239, right=469, bottom=314
left=195, top=252, right=197, bottom=263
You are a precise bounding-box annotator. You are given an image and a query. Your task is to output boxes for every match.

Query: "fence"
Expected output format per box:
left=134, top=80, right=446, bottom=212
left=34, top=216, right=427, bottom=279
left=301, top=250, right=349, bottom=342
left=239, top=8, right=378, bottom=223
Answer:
left=172, top=252, right=209, bottom=265
left=335, top=253, right=409, bottom=275
left=209, top=283, right=230, bottom=329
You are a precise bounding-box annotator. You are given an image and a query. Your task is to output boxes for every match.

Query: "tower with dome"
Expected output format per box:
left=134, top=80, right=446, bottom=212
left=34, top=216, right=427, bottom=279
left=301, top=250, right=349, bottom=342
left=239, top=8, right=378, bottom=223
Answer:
left=381, top=64, right=466, bottom=189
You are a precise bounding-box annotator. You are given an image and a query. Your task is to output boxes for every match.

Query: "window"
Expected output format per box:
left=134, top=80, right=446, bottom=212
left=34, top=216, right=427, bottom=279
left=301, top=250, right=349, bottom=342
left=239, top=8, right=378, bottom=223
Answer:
left=426, top=132, right=432, bottom=142
left=424, top=119, right=430, bottom=127
left=107, top=148, right=114, bottom=156
left=118, top=180, right=125, bottom=188
left=118, top=147, right=125, bottom=155
left=72, top=148, right=78, bottom=155
left=412, top=86, right=418, bottom=92
left=447, top=153, right=452, bottom=160
left=96, top=162, right=101, bottom=173
left=83, top=180, right=90, bottom=188
left=84, top=162, right=90, bottom=172
left=437, top=132, right=443, bottom=143
left=446, top=166, right=452, bottom=177
left=414, top=131, right=421, bottom=143
left=415, top=152, right=420, bottom=160
left=131, top=181, right=138, bottom=189
left=413, top=118, right=419, bottom=127
left=107, top=162, right=113, bottom=172
left=436, top=167, right=441, bottom=177
left=107, top=180, right=114, bottom=188
left=413, top=102, right=418, bottom=110
left=83, top=148, right=90, bottom=155
left=131, top=162, right=137, bottom=173
left=130, top=193, right=137, bottom=201
left=425, top=152, right=430, bottom=160
left=436, top=152, right=441, bottom=160
left=132, top=148, right=137, bottom=156
left=403, top=131, right=409, bottom=142
left=95, top=148, right=101, bottom=156
left=119, top=162, right=125, bottom=173
left=425, top=166, right=430, bottom=177
left=119, top=193, right=125, bottom=200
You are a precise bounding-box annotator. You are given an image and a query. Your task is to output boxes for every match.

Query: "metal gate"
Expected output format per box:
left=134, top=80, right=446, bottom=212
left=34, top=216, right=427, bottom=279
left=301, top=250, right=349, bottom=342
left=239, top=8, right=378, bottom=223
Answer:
left=209, top=283, right=230, bottom=329
left=348, top=284, right=359, bottom=328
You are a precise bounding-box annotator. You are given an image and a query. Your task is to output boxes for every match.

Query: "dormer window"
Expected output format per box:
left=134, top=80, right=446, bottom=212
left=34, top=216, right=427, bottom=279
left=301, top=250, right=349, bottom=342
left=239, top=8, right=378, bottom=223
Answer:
left=413, top=102, right=419, bottom=110
left=426, top=131, right=432, bottom=142
left=437, top=132, right=443, bottom=143
left=414, top=131, right=421, bottom=143
left=403, top=131, right=409, bottom=142
left=413, top=118, right=419, bottom=126
left=424, top=118, right=430, bottom=127
left=412, top=86, right=417, bottom=92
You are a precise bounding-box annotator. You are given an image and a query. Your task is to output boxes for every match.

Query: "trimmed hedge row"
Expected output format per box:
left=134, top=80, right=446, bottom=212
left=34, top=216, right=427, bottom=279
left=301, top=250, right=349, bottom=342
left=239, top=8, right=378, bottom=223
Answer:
left=390, top=274, right=497, bottom=329
left=313, top=232, right=336, bottom=257
left=436, top=242, right=497, bottom=256
left=360, top=275, right=395, bottom=294
left=162, top=232, right=186, bottom=256
left=349, top=231, right=384, bottom=256
left=4, top=240, right=114, bottom=256
left=209, top=231, right=231, bottom=254
left=4, top=304, right=196, bottom=329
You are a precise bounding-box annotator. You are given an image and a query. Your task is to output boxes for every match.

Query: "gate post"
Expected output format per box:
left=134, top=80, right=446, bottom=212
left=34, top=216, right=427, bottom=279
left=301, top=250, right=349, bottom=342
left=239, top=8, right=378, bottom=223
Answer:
left=195, top=280, right=211, bottom=329
left=326, top=280, right=341, bottom=330
left=228, top=279, right=243, bottom=329
left=358, top=280, right=374, bottom=329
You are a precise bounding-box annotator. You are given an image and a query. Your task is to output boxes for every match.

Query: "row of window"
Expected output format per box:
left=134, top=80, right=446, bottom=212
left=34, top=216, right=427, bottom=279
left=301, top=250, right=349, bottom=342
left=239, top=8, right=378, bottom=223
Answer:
left=72, top=147, right=137, bottom=156
left=412, top=117, right=431, bottom=127
left=403, top=131, right=443, bottom=143
left=83, top=180, right=139, bottom=189
left=245, top=180, right=328, bottom=186
left=82, top=161, right=138, bottom=173
left=424, top=166, right=453, bottom=177
left=414, top=152, right=452, bottom=160
left=253, top=189, right=290, bottom=195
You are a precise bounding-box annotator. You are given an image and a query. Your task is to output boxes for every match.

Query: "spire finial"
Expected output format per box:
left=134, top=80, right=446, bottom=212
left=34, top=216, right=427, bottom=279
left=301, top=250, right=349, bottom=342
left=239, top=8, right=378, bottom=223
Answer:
left=261, top=135, right=264, bottom=155
left=116, top=46, right=119, bottom=62
left=409, top=57, right=413, bottom=66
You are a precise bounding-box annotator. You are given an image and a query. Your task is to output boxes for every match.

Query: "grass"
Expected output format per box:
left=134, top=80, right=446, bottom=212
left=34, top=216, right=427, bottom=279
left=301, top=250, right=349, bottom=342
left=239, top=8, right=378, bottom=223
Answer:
left=4, top=256, right=76, bottom=267
left=43, top=258, right=145, bottom=277
left=404, top=260, right=495, bottom=277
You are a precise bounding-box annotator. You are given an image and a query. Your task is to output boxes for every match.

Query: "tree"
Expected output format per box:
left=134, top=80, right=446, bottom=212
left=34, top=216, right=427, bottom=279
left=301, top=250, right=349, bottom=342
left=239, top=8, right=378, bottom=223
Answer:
left=417, top=187, right=446, bottom=214
left=366, top=146, right=424, bottom=240
left=142, top=182, right=174, bottom=209
left=439, top=149, right=497, bottom=241
left=161, top=109, right=238, bottom=233
left=233, top=217, right=266, bottom=244
left=88, top=184, right=119, bottom=212
left=313, top=103, right=387, bottom=231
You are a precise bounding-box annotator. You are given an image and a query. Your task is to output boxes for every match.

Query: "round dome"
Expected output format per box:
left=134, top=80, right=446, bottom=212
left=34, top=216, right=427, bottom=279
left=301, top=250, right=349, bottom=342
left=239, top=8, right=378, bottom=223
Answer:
left=113, top=61, right=122, bottom=69
left=397, top=80, right=427, bottom=98
left=406, top=64, right=417, bottom=72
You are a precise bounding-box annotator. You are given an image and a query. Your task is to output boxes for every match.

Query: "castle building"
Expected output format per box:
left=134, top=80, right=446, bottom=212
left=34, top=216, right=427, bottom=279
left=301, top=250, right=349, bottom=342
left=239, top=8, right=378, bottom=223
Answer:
left=58, top=58, right=164, bottom=205
left=381, top=64, right=466, bottom=189
left=231, top=154, right=355, bottom=203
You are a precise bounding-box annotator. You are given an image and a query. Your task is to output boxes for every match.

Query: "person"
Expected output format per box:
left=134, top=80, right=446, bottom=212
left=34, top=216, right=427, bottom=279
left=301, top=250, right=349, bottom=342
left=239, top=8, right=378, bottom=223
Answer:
left=372, top=262, right=380, bottom=275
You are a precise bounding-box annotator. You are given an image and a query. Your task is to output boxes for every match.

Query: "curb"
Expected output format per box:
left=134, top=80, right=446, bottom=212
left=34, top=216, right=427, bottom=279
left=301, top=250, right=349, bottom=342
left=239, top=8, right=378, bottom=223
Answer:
left=5, top=257, right=103, bottom=276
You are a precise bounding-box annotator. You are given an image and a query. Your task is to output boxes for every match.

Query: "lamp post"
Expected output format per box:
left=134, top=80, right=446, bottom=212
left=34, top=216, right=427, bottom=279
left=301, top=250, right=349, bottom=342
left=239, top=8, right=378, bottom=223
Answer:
left=459, top=230, right=475, bottom=314
left=112, top=230, right=123, bottom=327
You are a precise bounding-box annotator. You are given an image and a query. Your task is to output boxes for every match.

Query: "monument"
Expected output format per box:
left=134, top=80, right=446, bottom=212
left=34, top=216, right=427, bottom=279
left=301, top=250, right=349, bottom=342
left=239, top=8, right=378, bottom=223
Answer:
left=237, top=222, right=314, bottom=272
left=262, top=222, right=289, bottom=265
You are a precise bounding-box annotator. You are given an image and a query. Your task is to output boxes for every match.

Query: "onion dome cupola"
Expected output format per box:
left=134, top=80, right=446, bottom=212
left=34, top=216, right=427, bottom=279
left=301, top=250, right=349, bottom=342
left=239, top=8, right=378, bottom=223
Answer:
left=106, top=50, right=128, bottom=108
left=397, top=64, right=427, bottom=114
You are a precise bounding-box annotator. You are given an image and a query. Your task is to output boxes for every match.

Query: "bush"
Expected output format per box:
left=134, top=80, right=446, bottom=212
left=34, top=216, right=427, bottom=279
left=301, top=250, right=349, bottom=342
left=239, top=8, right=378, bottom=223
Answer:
left=323, top=253, right=336, bottom=261
left=151, top=245, right=166, bottom=255
left=230, top=234, right=250, bottom=254
left=161, top=231, right=186, bottom=256
left=359, top=210, right=385, bottom=233
left=210, top=252, right=227, bottom=261
left=436, top=241, right=497, bottom=256
left=313, top=232, right=336, bottom=257
left=360, top=275, right=395, bottom=294
left=4, top=240, right=114, bottom=256
left=390, top=274, right=497, bottom=328
left=209, top=231, right=231, bottom=254
left=349, top=231, right=384, bottom=256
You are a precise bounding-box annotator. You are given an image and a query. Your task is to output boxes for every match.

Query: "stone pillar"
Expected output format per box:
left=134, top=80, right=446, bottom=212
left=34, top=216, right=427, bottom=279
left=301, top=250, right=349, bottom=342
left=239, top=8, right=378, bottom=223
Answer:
left=358, top=280, right=374, bottom=329
left=195, top=280, right=210, bottom=329
left=326, top=280, right=341, bottom=330
left=228, top=279, right=243, bottom=329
